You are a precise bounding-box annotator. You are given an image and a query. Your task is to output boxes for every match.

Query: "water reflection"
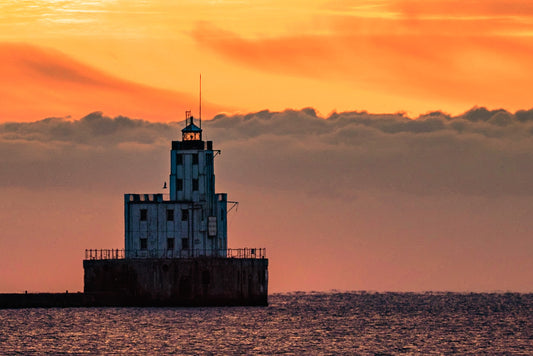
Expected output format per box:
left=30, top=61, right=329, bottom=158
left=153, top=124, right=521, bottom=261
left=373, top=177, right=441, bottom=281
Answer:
left=0, top=292, right=531, bottom=354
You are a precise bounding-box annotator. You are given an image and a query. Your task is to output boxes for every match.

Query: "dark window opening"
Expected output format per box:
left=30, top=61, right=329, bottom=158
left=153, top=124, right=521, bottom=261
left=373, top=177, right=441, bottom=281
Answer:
left=181, top=209, right=188, bottom=221
left=166, top=209, right=174, bottom=221
left=192, top=154, right=199, bottom=165
left=193, top=179, right=199, bottom=191
left=167, top=238, right=175, bottom=250
left=177, top=179, right=183, bottom=191
left=221, top=209, right=224, bottom=221
left=181, top=238, right=189, bottom=250
left=140, top=238, right=147, bottom=250
left=176, top=154, right=183, bottom=165
left=140, top=209, right=147, bottom=221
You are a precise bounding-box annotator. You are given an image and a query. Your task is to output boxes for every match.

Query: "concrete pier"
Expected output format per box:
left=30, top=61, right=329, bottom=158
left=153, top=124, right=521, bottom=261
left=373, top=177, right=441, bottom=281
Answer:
left=0, top=293, right=87, bottom=309
left=0, top=257, right=268, bottom=309
left=84, top=257, right=268, bottom=306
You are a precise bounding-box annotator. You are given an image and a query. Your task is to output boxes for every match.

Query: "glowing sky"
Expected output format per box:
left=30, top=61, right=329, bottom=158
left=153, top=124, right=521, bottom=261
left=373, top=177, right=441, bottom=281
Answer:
left=3, top=0, right=533, bottom=119
left=1, top=1, right=533, bottom=293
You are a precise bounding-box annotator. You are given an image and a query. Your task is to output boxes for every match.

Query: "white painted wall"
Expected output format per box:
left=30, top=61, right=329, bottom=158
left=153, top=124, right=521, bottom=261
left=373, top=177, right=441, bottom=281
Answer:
left=124, top=134, right=227, bottom=258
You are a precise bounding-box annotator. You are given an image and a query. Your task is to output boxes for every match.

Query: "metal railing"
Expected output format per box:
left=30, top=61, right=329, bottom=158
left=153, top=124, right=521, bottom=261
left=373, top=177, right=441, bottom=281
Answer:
left=85, top=249, right=125, bottom=260
left=84, top=248, right=266, bottom=260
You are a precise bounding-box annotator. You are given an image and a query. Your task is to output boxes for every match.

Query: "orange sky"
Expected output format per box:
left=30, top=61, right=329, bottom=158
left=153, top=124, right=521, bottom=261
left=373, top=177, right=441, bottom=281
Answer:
left=1, top=1, right=533, bottom=294
left=2, top=0, right=533, bottom=121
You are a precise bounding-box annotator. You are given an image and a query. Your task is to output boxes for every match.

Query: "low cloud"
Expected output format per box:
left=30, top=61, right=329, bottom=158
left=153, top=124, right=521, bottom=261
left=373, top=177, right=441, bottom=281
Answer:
left=2, top=108, right=533, bottom=293
left=208, top=107, right=533, bottom=197
left=2, top=107, right=533, bottom=198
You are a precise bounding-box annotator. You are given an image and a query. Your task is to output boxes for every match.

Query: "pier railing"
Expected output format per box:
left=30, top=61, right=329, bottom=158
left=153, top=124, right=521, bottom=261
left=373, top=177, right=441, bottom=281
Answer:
left=85, top=248, right=266, bottom=260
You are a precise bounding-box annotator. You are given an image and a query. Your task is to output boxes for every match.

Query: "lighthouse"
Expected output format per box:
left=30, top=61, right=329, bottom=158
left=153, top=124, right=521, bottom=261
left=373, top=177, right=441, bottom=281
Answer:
left=124, top=112, right=227, bottom=258
left=83, top=111, right=268, bottom=306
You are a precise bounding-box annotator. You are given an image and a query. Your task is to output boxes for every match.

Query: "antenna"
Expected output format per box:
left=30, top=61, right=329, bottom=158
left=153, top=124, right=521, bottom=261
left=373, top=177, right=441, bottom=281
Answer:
left=199, top=74, right=202, bottom=129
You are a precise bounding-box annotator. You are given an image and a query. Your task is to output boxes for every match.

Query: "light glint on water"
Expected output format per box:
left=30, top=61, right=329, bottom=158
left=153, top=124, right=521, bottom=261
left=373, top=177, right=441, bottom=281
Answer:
left=0, top=292, right=531, bottom=354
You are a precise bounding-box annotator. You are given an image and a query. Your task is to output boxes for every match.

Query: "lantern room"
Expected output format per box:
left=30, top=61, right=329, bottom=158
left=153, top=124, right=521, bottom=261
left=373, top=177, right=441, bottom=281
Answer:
left=182, top=111, right=202, bottom=141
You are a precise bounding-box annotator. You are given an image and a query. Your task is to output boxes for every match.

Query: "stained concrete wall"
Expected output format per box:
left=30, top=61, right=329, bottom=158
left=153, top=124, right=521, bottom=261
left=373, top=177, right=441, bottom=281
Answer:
left=0, top=293, right=87, bottom=309
left=84, top=258, right=268, bottom=306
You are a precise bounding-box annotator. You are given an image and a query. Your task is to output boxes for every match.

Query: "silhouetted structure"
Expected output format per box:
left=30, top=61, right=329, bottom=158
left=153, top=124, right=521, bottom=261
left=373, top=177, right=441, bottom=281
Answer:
left=84, top=113, right=268, bottom=306
left=0, top=113, right=268, bottom=308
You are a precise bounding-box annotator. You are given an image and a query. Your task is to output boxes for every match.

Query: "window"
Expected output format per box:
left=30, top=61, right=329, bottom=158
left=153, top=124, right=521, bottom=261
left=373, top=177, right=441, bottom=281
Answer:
left=183, top=132, right=200, bottom=141
left=177, top=179, right=183, bottom=191
left=140, top=209, right=147, bottom=221
left=167, top=238, right=175, bottom=250
left=181, top=209, right=188, bottom=221
left=176, top=154, right=183, bottom=165
left=140, top=238, right=147, bottom=250
left=192, top=154, right=199, bottom=165
left=192, top=179, right=199, bottom=191
left=166, top=209, right=174, bottom=221
left=181, top=238, right=189, bottom=250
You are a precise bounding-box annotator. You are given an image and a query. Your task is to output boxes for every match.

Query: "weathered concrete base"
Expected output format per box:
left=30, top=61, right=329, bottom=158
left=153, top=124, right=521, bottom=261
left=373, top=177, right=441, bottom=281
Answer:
left=83, top=257, right=269, bottom=307
left=0, top=258, right=268, bottom=309
left=0, top=293, right=87, bottom=309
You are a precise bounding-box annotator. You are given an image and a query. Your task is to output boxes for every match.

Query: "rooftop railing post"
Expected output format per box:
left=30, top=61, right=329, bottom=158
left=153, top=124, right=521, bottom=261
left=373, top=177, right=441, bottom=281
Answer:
left=84, top=247, right=265, bottom=260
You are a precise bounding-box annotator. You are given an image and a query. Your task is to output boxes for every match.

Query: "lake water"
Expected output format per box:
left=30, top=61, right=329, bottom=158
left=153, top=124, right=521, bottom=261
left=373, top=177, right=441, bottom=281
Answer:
left=0, top=292, right=531, bottom=354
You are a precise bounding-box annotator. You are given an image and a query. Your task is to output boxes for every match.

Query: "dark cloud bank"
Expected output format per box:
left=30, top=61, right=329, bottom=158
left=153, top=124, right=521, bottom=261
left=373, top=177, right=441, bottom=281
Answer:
left=2, top=107, right=533, bottom=197
left=2, top=108, right=533, bottom=292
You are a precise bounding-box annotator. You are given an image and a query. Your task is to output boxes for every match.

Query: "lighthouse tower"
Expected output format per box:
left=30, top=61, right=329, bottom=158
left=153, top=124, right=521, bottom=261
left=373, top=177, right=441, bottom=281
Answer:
left=124, top=112, right=227, bottom=258
left=84, top=110, right=267, bottom=306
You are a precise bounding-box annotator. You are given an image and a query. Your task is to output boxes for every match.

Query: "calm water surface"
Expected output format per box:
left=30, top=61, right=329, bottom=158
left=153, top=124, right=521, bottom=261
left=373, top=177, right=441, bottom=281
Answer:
left=0, top=292, right=531, bottom=355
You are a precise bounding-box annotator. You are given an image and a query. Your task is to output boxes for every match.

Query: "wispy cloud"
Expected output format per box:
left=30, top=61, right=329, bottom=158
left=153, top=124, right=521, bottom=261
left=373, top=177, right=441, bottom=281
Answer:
left=0, top=43, right=231, bottom=121
left=192, top=15, right=533, bottom=112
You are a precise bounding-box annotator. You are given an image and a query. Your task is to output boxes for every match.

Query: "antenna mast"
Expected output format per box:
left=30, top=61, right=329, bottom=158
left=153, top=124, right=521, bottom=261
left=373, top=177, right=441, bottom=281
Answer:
left=199, top=74, right=202, bottom=129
